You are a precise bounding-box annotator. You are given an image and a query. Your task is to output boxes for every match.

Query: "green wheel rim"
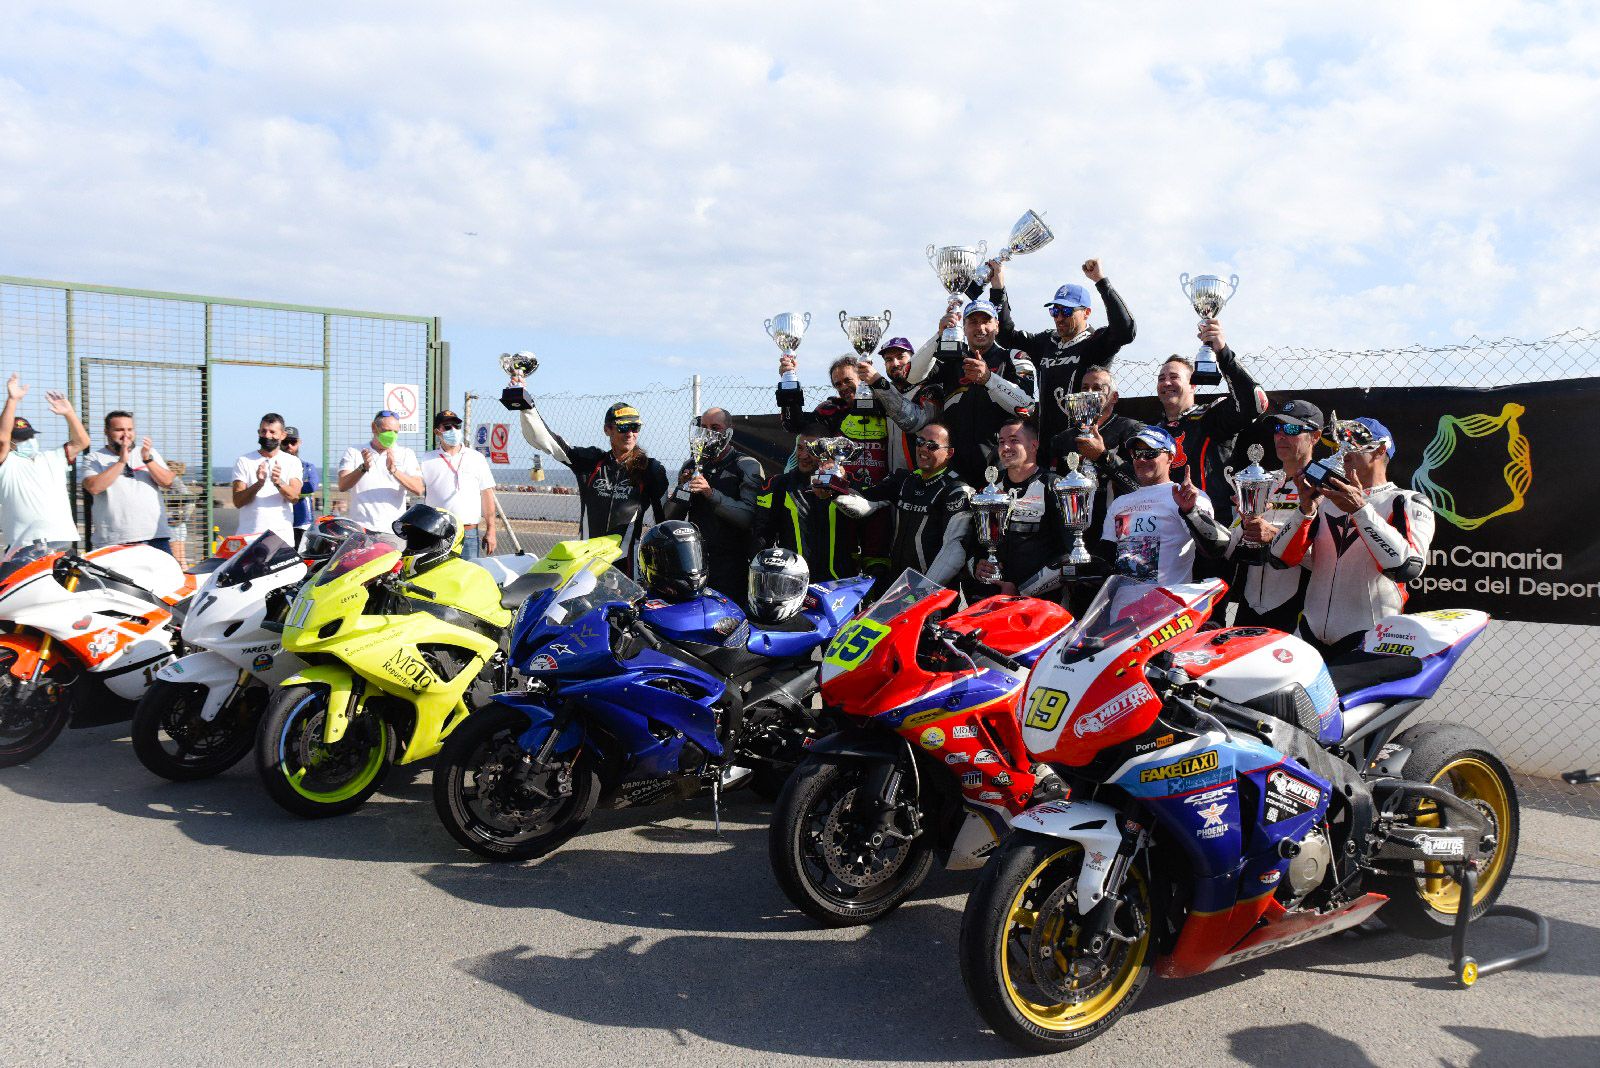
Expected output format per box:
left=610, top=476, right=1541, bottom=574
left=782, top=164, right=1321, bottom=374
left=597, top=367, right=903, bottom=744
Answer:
left=279, top=695, right=388, bottom=804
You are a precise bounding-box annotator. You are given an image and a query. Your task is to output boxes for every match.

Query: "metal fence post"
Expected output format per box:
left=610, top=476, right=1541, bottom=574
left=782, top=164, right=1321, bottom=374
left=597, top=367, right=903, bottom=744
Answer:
left=203, top=302, right=214, bottom=555
left=692, top=374, right=701, bottom=418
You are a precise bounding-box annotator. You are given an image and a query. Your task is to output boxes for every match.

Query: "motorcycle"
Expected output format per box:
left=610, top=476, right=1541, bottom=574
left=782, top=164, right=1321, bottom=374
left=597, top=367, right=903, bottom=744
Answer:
left=0, top=540, right=198, bottom=767
left=130, top=522, right=361, bottom=781
left=958, top=575, right=1517, bottom=1051
left=431, top=557, right=873, bottom=861
left=255, top=525, right=554, bottom=818
left=769, top=570, right=1074, bottom=926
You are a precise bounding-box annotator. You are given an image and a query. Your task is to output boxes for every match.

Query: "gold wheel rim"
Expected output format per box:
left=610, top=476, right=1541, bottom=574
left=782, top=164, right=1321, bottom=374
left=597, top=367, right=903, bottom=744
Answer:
left=999, top=847, right=1149, bottom=1032
left=1417, top=756, right=1511, bottom=913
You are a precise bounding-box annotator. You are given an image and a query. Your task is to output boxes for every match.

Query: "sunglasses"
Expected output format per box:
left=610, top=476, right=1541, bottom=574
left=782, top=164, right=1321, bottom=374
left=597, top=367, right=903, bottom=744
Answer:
left=613, top=423, right=642, bottom=433
left=435, top=420, right=463, bottom=431
left=1271, top=421, right=1314, bottom=436
left=1047, top=306, right=1081, bottom=318
left=914, top=437, right=950, bottom=451
left=1128, top=447, right=1165, bottom=461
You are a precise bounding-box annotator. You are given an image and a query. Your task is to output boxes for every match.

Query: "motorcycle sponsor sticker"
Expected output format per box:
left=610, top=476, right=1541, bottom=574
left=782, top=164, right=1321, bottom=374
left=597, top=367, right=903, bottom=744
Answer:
left=1139, top=750, right=1220, bottom=784
left=991, top=772, right=1012, bottom=787
left=1185, top=787, right=1232, bottom=807
left=251, top=652, right=273, bottom=671
left=1372, top=642, right=1415, bottom=656
left=1194, top=800, right=1229, bottom=839
left=1415, top=833, right=1466, bottom=858
left=974, top=749, right=999, bottom=765
left=1145, top=613, right=1195, bottom=651
left=86, top=630, right=119, bottom=659
left=1273, top=648, right=1294, bottom=664
left=1134, top=732, right=1177, bottom=754
left=1085, top=850, right=1108, bottom=870
left=1260, top=869, right=1282, bottom=885
left=951, top=724, right=977, bottom=740
left=71, top=616, right=91, bottom=631
left=961, top=770, right=983, bottom=787
left=919, top=726, right=945, bottom=751
left=1264, top=769, right=1321, bottom=823
left=1073, top=682, right=1154, bottom=738
left=1172, top=649, right=1219, bottom=667
left=945, top=752, right=970, bottom=765
left=530, top=654, right=558, bottom=672
left=644, top=599, right=669, bottom=610
left=978, top=790, right=1003, bottom=801
left=382, top=649, right=433, bottom=692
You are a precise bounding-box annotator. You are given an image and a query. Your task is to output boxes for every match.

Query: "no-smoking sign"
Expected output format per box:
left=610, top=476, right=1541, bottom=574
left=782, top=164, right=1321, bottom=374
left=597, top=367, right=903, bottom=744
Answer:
left=489, top=423, right=510, bottom=464
left=383, top=382, right=421, bottom=432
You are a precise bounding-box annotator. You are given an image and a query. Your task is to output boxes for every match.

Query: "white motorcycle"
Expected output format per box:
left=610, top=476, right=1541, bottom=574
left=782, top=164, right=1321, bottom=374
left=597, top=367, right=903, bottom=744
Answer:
left=0, top=541, right=198, bottom=767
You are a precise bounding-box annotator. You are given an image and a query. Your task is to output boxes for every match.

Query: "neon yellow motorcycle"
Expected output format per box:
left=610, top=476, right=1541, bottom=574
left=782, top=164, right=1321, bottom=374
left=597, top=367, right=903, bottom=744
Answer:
left=256, top=504, right=622, bottom=817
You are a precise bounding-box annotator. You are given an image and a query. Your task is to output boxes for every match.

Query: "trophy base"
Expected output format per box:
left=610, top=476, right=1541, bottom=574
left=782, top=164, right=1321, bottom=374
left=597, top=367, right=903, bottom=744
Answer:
left=1304, top=456, right=1344, bottom=489
left=500, top=386, right=535, bottom=411
left=1192, top=345, right=1222, bottom=387
left=673, top=487, right=695, bottom=503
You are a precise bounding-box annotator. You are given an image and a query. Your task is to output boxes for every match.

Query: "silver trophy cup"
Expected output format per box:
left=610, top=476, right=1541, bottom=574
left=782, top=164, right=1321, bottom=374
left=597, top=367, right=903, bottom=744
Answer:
left=976, top=210, right=1055, bottom=286
left=1050, top=453, right=1098, bottom=566
left=807, top=436, right=860, bottom=493
left=971, top=465, right=1016, bottom=584
left=1223, top=444, right=1284, bottom=545
left=675, top=424, right=727, bottom=503
left=840, top=310, right=892, bottom=410
left=1304, top=410, right=1374, bottom=489
left=767, top=312, right=812, bottom=400
left=499, top=351, right=540, bottom=410
left=1053, top=387, right=1106, bottom=440
left=1179, top=273, right=1240, bottom=387
left=927, top=243, right=987, bottom=346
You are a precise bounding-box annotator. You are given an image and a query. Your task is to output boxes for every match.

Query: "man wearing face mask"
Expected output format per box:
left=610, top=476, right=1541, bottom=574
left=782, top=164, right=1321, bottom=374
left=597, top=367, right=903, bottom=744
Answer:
left=231, top=412, right=304, bottom=541
left=0, top=374, right=91, bottom=551
left=420, top=409, right=497, bottom=559
left=664, top=407, right=763, bottom=605
left=81, top=409, right=177, bottom=553
left=338, top=409, right=424, bottom=535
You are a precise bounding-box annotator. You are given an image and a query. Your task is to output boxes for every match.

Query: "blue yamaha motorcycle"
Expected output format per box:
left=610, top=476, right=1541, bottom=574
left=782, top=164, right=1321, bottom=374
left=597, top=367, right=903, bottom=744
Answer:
left=431, top=539, right=872, bottom=860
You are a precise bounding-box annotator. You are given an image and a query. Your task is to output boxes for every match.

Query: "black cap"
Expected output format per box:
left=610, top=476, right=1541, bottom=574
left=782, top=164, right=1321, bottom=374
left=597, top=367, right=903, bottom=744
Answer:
left=283, top=425, right=301, bottom=441
left=10, top=417, right=36, bottom=442
left=1270, top=399, right=1323, bottom=430
left=433, top=409, right=463, bottom=428
left=604, top=402, right=642, bottom=430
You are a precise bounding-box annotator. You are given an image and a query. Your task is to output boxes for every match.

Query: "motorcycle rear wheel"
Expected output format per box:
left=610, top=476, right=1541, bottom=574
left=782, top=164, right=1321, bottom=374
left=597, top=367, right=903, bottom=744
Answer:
left=0, top=653, right=74, bottom=768
left=432, top=704, right=599, bottom=861
left=256, top=684, right=394, bottom=818
left=959, top=833, right=1152, bottom=1053
left=132, top=678, right=261, bottom=781
left=769, top=757, right=933, bottom=927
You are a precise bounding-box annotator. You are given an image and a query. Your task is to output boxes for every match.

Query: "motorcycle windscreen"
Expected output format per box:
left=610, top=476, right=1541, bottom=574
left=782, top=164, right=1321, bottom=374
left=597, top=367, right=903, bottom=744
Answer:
left=210, top=531, right=300, bottom=589
left=313, top=532, right=398, bottom=586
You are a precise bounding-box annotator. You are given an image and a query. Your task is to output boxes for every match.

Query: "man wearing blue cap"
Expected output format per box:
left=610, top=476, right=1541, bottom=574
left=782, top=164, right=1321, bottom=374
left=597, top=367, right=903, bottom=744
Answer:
left=1272, top=417, right=1435, bottom=657
left=986, top=258, right=1136, bottom=460
left=1096, top=425, right=1230, bottom=587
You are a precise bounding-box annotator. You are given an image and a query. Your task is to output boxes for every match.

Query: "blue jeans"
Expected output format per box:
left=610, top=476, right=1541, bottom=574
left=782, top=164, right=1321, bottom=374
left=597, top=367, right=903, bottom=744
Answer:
left=460, top=529, right=481, bottom=559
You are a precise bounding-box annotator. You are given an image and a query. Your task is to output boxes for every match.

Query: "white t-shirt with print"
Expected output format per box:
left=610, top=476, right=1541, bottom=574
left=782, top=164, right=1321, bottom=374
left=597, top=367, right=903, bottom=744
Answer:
left=339, top=444, right=421, bottom=532
left=420, top=447, right=496, bottom=526
left=0, top=448, right=80, bottom=547
left=83, top=448, right=174, bottom=544
left=1101, top=481, right=1215, bottom=587
left=232, top=450, right=304, bottom=540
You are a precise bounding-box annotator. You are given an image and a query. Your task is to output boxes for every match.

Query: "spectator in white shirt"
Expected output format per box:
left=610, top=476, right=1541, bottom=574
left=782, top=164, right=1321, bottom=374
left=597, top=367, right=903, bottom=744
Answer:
left=338, top=409, right=424, bottom=534
left=231, top=412, right=304, bottom=541
left=0, top=374, right=91, bottom=551
left=81, top=409, right=177, bottom=553
left=420, top=409, right=498, bottom=559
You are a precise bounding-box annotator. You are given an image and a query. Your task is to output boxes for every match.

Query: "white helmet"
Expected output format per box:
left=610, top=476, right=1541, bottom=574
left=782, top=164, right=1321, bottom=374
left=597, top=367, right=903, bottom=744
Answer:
left=747, top=548, right=809, bottom=624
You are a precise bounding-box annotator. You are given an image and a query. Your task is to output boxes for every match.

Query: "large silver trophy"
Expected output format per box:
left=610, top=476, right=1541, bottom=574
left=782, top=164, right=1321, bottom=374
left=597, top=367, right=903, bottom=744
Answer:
left=1050, top=454, right=1098, bottom=567
left=840, top=310, right=892, bottom=410
left=767, top=312, right=812, bottom=402
left=1053, top=387, right=1106, bottom=440
left=675, top=423, right=730, bottom=503
left=1223, top=445, right=1283, bottom=545
left=499, top=351, right=539, bottom=410
left=975, top=210, right=1055, bottom=286
left=1304, top=410, right=1373, bottom=489
left=1179, top=273, right=1240, bottom=387
left=807, top=436, right=860, bottom=494
left=971, top=466, right=1016, bottom=584
left=927, top=243, right=987, bottom=347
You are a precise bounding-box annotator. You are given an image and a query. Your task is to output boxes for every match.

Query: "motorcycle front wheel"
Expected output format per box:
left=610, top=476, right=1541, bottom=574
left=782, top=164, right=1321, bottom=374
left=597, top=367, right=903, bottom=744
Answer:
left=0, top=653, right=74, bottom=768
left=132, top=678, right=261, bottom=781
left=769, top=757, right=933, bottom=927
left=432, top=704, right=599, bottom=861
left=256, top=683, right=394, bottom=818
left=959, top=833, right=1153, bottom=1053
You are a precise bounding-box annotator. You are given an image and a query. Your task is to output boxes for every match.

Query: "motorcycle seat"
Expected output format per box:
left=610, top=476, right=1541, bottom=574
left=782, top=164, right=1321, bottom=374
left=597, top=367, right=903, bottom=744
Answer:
left=1326, top=650, right=1425, bottom=702
left=499, top=570, right=563, bottom=610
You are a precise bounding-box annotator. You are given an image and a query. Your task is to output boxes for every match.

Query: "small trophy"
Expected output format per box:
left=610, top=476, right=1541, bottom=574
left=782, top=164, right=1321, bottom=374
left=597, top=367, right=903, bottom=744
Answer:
left=1223, top=445, right=1283, bottom=545
left=807, top=436, right=860, bottom=494
left=975, top=210, right=1055, bottom=286
left=675, top=424, right=727, bottom=502
left=1303, top=412, right=1373, bottom=489
left=840, top=310, right=892, bottom=410
left=766, top=312, right=811, bottom=403
left=1053, top=387, right=1106, bottom=440
left=1050, top=454, right=1098, bottom=567
left=1179, top=273, right=1240, bottom=387
left=927, top=243, right=986, bottom=348
left=499, top=351, right=539, bottom=410
left=971, top=466, right=1016, bottom=584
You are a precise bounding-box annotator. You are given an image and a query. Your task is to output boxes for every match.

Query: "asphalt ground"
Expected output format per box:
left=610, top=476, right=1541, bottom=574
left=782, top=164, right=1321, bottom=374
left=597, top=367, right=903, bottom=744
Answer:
left=2, top=723, right=1597, bottom=1068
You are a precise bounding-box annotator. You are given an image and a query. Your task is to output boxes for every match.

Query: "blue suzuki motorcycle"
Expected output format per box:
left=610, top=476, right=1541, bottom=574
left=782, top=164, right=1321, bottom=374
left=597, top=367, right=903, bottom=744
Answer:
left=431, top=538, right=873, bottom=860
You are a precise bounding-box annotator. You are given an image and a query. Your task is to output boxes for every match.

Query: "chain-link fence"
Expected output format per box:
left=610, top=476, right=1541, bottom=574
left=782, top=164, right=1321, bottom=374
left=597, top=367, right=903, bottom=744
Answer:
left=478, top=331, right=1600, bottom=818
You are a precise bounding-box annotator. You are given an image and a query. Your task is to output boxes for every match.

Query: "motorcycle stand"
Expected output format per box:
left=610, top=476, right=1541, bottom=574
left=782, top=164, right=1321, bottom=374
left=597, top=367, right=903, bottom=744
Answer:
left=1447, top=862, right=1549, bottom=987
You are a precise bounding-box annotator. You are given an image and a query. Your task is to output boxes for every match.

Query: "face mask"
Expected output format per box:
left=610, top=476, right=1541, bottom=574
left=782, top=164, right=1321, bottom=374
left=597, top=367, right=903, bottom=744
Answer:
left=440, top=428, right=463, bottom=447
left=375, top=430, right=399, bottom=449
left=14, top=439, right=39, bottom=459
left=258, top=436, right=279, bottom=453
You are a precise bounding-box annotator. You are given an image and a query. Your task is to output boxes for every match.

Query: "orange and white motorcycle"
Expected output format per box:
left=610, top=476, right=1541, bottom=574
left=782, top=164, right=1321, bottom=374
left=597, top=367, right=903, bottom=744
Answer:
left=0, top=540, right=198, bottom=767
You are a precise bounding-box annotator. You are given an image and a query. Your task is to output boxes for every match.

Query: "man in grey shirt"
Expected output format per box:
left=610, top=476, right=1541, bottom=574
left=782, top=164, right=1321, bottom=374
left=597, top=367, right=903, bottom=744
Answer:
left=81, top=409, right=177, bottom=553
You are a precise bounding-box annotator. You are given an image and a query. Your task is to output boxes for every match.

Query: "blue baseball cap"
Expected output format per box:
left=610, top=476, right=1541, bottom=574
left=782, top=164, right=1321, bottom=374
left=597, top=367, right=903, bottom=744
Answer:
left=1045, top=284, right=1092, bottom=312
left=1131, top=425, right=1178, bottom=454
left=880, top=336, right=914, bottom=354
left=962, top=299, right=999, bottom=320
left=1352, top=417, right=1395, bottom=458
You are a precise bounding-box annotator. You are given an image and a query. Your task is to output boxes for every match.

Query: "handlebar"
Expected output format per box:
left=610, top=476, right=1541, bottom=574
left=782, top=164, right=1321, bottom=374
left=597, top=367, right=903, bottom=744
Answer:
left=927, top=623, right=1025, bottom=674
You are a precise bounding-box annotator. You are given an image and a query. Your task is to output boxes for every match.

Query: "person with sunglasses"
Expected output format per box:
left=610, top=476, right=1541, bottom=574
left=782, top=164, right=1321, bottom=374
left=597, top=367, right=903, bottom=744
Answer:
left=420, top=409, right=497, bottom=559
left=664, top=407, right=764, bottom=606
left=81, top=408, right=177, bottom=554
left=833, top=420, right=973, bottom=594
left=518, top=397, right=668, bottom=577
left=337, top=408, right=424, bottom=535
left=1270, top=417, right=1435, bottom=658
left=985, top=257, right=1137, bottom=463
left=1099, top=426, right=1230, bottom=586
left=281, top=426, right=317, bottom=546
left=1222, top=399, right=1322, bottom=631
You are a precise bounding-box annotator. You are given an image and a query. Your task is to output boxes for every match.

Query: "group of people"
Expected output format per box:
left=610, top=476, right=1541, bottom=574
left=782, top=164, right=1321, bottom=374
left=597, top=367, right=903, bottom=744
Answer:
left=513, top=256, right=1435, bottom=659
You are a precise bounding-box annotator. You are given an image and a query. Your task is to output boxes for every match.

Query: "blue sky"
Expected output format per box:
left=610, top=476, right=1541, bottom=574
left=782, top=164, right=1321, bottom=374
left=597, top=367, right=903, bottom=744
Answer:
left=2, top=2, right=1597, bottom=460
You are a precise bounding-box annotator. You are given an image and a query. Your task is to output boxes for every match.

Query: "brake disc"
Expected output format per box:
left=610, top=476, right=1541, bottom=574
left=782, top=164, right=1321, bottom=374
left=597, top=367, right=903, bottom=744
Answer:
left=819, top=787, right=907, bottom=890
left=1027, top=877, right=1116, bottom=1004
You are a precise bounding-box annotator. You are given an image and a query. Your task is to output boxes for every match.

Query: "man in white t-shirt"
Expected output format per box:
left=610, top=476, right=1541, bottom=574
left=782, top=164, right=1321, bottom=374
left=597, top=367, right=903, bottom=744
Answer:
left=420, top=409, right=497, bottom=559
left=338, top=409, right=424, bottom=534
left=82, top=409, right=177, bottom=553
left=0, top=374, right=91, bottom=551
left=1099, top=425, right=1229, bottom=587
left=231, top=412, right=304, bottom=541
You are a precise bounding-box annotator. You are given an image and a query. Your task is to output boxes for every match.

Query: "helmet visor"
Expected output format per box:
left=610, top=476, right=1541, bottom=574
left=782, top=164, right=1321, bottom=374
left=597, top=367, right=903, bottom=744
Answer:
left=750, top=569, right=807, bottom=605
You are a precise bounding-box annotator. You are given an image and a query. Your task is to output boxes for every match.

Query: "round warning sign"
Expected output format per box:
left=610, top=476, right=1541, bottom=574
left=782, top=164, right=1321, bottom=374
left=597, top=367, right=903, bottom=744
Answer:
left=383, top=383, right=421, bottom=431
left=489, top=424, right=509, bottom=450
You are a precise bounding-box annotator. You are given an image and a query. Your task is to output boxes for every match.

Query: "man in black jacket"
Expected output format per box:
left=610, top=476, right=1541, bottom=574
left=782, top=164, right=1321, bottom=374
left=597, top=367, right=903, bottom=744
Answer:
left=751, top=422, right=861, bottom=581
left=664, top=407, right=764, bottom=606
left=1156, top=320, right=1269, bottom=528
left=969, top=418, right=1066, bottom=601
left=988, top=257, right=1136, bottom=462
left=1046, top=364, right=1143, bottom=556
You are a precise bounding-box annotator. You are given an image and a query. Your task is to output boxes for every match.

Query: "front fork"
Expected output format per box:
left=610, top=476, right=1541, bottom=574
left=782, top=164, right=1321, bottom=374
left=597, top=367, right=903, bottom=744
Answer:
left=29, top=572, right=77, bottom=683
left=851, top=745, right=923, bottom=844
left=1074, top=819, right=1150, bottom=955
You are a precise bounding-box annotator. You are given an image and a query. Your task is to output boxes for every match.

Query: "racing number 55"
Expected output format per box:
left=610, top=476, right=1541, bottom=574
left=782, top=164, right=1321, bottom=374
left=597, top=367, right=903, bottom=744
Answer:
left=823, top=618, right=890, bottom=670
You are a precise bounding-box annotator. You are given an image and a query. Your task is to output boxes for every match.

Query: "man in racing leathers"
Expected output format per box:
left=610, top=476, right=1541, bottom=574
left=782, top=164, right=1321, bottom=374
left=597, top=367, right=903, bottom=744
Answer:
left=1270, top=418, right=1434, bottom=658
left=987, top=257, right=1137, bottom=464
left=969, top=418, right=1066, bottom=601
left=875, top=337, right=942, bottom=473
left=664, top=407, right=764, bottom=607
left=751, top=422, right=861, bottom=581
left=518, top=398, right=668, bottom=576
left=1226, top=398, right=1322, bottom=632
left=834, top=420, right=973, bottom=594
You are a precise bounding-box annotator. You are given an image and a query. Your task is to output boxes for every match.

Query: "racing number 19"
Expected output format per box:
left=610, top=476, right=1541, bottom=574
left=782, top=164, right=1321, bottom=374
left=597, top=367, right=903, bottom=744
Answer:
left=1023, top=686, right=1070, bottom=731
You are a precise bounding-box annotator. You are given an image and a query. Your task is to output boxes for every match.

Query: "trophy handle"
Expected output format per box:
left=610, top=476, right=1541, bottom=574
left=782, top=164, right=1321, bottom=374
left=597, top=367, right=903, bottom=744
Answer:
left=1227, top=274, right=1241, bottom=299
left=925, top=244, right=938, bottom=267
left=976, top=239, right=989, bottom=259
left=1178, top=272, right=1192, bottom=298
left=763, top=318, right=775, bottom=338
left=802, top=311, right=812, bottom=329
left=881, top=309, right=892, bottom=328
left=1222, top=465, right=1238, bottom=494
left=838, top=310, right=848, bottom=328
